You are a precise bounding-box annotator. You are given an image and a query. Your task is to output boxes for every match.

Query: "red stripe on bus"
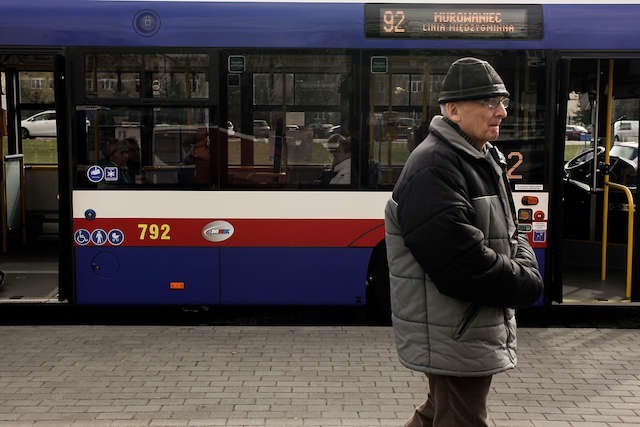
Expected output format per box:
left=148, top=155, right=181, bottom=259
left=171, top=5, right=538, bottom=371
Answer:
left=73, top=218, right=384, bottom=248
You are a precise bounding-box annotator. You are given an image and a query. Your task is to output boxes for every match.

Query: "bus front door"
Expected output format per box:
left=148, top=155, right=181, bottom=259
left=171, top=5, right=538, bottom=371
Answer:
left=557, top=57, right=640, bottom=304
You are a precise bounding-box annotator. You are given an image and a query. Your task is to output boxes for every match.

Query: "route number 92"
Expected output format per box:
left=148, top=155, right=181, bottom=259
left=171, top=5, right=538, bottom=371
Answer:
left=383, top=10, right=406, bottom=33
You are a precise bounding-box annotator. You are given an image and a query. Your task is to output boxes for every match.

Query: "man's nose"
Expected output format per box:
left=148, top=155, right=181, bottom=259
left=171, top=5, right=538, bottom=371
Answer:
left=495, top=103, right=507, bottom=117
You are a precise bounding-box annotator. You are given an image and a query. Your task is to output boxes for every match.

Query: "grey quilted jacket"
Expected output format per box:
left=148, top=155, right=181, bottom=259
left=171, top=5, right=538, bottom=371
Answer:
left=385, top=116, right=543, bottom=376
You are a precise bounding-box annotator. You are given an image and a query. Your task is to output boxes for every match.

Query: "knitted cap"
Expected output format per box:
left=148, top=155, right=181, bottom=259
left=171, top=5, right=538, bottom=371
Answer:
left=438, top=57, right=509, bottom=104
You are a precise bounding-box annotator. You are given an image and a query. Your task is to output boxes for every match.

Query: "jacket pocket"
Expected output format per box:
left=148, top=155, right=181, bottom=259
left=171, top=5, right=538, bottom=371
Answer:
left=453, top=304, right=480, bottom=340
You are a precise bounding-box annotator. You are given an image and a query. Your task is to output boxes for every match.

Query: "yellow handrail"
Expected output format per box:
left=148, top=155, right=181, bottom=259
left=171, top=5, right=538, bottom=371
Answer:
left=600, top=59, right=634, bottom=299
left=601, top=59, right=614, bottom=282
left=603, top=182, right=634, bottom=298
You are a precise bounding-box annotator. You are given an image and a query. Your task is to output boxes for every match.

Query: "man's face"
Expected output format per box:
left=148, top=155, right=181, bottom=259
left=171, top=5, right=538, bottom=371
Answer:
left=448, top=97, right=508, bottom=148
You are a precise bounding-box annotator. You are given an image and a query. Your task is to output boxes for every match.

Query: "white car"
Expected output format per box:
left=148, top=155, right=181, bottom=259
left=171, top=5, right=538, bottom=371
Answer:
left=21, top=110, right=57, bottom=138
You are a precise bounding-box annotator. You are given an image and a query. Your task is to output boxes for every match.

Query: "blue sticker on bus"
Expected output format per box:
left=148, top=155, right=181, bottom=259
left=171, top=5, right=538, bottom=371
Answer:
left=74, top=229, right=91, bottom=246
left=104, top=167, right=118, bottom=182
left=91, top=229, right=108, bottom=246
left=533, top=231, right=546, bottom=242
left=87, top=166, right=104, bottom=183
left=107, top=229, right=125, bottom=246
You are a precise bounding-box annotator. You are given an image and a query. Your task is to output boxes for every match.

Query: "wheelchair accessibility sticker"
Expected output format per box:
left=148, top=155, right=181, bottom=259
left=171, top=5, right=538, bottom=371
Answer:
left=74, top=229, right=91, bottom=246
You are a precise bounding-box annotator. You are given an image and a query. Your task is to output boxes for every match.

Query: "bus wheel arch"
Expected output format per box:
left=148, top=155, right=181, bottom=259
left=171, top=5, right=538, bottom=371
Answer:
left=366, top=241, right=391, bottom=323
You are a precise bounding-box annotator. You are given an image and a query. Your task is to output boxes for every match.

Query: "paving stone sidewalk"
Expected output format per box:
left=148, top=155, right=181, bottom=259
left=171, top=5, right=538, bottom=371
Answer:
left=0, top=326, right=639, bottom=427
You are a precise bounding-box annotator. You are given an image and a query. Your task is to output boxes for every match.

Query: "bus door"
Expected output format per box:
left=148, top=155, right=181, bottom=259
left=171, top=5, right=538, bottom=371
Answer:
left=557, top=57, right=640, bottom=303
left=0, top=53, right=65, bottom=303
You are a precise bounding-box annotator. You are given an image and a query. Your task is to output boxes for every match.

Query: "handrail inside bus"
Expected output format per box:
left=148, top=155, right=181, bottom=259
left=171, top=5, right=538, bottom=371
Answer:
left=25, top=164, right=58, bottom=170
left=599, top=58, right=634, bottom=299
left=602, top=181, right=635, bottom=299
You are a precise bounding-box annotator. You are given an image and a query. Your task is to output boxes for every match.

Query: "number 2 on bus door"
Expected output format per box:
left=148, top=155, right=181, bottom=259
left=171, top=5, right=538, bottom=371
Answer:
left=507, top=151, right=524, bottom=180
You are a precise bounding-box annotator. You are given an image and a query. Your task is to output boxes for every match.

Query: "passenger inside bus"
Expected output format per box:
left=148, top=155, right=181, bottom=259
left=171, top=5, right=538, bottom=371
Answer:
left=100, top=139, right=132, bottom=184
left=326, top=133, right=351, bottom=185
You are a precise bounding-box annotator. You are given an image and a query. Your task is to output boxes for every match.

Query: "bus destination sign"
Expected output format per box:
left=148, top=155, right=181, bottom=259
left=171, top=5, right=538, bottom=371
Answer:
left=364, top=4, right=543, bottom=40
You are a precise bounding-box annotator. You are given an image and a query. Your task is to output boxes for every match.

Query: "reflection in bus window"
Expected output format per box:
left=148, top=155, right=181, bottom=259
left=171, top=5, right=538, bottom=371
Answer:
left=85, top=53, right=209, bottom=99
left=74, top=105, right=211, bottom=187
left=226, top=53, right=352, bottom=188
left=151, top=108, right=210, bottom=185
left=370, top=53, right=547, bottom=188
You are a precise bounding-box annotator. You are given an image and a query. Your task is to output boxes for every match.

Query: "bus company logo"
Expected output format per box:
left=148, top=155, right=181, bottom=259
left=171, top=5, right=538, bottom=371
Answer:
left=202, top=220, right=234, bottom=242
left=133, top=9, right=161, bottom=37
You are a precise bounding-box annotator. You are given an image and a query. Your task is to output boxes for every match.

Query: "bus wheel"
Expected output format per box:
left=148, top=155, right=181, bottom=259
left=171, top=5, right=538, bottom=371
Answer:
left=366, top=243, right=391, bottom=324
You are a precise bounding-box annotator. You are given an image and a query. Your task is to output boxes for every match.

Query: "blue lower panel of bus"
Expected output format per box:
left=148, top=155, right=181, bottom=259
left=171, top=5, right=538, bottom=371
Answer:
left=75, top=247, right=371, bottom=305
left=220, top=247, right=371, bottom=305
left=75, top=247, right=220, bottom=304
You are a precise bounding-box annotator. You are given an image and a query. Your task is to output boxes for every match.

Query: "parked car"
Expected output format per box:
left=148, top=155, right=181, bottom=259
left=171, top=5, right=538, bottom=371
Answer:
left=21, top=110, right=57, bottom=138
left=252, top=119, right=270, bottom=138
left=566, top=124, right=590, bottom=141
left=396, top=117, right=416, bottom=138
left=309, top=123, right=334, bottom=138
left=22, top=110, right=93, bottom=139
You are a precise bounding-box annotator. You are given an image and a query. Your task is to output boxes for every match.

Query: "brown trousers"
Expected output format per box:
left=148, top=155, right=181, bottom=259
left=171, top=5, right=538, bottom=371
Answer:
left=403, top=373, right=493, bottom=427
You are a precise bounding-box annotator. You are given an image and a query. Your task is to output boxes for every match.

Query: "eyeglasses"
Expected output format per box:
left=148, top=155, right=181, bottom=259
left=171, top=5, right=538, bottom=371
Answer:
left=477, top=97, right=510, bottom=109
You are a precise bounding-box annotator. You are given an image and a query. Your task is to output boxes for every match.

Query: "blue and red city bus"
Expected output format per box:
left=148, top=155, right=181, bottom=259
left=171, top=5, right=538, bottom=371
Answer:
left=0, top=0, right=638, bottom=312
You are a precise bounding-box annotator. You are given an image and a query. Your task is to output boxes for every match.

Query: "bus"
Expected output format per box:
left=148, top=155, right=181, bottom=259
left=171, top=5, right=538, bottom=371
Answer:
left=0, top=0, right=639, bottom=314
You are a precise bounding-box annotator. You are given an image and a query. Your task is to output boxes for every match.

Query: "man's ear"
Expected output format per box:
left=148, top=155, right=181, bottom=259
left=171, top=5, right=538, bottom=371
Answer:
left=444, top=102, right=461, bottom=123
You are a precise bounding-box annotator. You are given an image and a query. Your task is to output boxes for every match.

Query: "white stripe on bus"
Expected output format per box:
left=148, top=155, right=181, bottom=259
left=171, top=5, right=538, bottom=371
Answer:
left=73, top=190, right=391, bottom=219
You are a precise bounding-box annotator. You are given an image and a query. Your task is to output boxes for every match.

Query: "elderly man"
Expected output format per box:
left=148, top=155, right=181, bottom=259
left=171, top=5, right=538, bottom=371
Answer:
left=385, top=57, right=543, bottom=426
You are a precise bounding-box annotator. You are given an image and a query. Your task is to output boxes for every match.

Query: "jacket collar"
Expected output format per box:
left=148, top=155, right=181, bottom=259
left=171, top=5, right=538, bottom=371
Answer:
left=429, top=115, right=488, bottom=160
